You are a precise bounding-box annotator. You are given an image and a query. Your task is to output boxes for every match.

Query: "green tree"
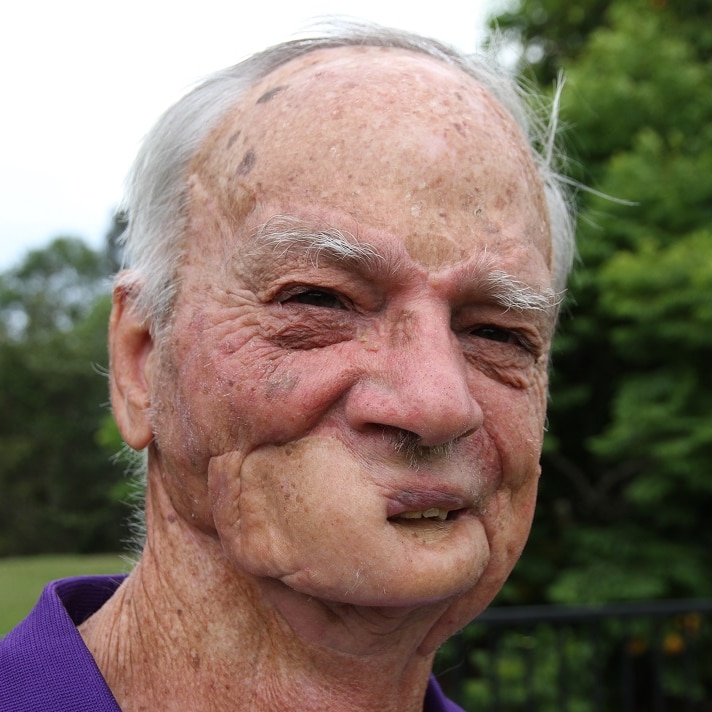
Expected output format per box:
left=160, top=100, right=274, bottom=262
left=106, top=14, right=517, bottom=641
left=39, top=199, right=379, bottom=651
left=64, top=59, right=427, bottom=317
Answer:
left=493, top=0, right=615, bottom=83
left=490, top=0, right=712, bottom=604
left=0, top=237, right=129, bottom=555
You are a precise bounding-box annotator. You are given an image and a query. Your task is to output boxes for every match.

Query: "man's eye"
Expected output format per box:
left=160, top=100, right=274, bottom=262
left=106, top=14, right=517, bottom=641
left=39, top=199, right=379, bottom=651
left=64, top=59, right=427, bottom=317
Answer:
left=282, top=289, right=347, bottom=310
left=471, top=325, right=520, bottom=345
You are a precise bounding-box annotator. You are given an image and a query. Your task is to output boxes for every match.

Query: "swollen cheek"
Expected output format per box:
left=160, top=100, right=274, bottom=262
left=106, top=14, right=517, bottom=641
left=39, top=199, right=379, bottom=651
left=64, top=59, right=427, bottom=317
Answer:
left=224, top=441, right=380, bottom=581
left=208, top=452, right=281, bottom=574
left=207, top=449, right=301, bottom=577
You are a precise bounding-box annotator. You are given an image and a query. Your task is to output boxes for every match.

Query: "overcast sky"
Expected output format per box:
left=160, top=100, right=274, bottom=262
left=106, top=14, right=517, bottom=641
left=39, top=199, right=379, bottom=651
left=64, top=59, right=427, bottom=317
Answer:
left=0, top=0, right=498, bottom=270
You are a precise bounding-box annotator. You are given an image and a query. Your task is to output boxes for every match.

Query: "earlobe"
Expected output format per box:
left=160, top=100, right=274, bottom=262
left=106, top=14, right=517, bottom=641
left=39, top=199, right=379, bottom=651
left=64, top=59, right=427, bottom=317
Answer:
left=109, top=279, right=155, bottom=451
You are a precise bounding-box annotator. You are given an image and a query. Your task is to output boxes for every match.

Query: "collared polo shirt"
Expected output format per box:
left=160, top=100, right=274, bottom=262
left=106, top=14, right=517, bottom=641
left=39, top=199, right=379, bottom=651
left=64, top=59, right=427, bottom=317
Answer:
left=0, top=576, right=465, bottom=711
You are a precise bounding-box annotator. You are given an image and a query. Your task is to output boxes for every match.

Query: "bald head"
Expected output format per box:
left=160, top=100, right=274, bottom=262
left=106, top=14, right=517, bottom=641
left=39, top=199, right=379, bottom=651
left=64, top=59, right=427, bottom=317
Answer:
left=188, top=47, right=552, bottom=281
left=118, top=23, right=574, bottom=328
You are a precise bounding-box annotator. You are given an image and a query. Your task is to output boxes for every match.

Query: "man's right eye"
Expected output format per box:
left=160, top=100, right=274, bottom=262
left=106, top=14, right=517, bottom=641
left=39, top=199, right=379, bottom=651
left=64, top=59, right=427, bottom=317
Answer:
left=280, top=288, right=348, bottom=310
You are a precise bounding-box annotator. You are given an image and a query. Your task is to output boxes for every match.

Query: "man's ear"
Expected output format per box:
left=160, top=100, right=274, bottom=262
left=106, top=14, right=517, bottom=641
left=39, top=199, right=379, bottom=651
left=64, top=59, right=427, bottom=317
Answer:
left=109, top=280, right=156, bottom=451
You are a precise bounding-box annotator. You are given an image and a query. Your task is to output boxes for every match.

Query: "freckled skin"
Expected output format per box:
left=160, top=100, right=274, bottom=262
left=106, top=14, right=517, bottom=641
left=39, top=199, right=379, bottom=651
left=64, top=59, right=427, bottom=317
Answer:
left=100, top=46, right=557, bottom=711
left=151, top=47, right=553, bottom=617
left=192, top=49, right=551, bottom=274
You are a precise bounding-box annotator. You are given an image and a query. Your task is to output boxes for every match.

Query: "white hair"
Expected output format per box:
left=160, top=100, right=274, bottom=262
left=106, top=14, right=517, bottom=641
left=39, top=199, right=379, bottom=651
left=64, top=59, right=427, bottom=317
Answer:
left=118, top=20, right=576, bottom=328
left=253, top=215, right=563, bottom=314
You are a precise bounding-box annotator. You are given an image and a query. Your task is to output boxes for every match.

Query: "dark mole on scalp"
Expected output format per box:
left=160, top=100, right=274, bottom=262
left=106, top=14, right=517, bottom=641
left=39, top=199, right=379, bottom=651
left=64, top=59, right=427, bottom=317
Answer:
left=256, top=85, right=287, bottom=104
left=226, top=130, right=241, bottom=150
left=236, top=149, right=257, bottom=176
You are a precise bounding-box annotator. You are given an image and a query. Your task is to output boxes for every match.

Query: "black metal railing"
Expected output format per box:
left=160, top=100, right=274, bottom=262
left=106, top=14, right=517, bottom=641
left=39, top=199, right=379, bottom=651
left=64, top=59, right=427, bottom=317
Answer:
left=435, top=599, right=712, bottom=711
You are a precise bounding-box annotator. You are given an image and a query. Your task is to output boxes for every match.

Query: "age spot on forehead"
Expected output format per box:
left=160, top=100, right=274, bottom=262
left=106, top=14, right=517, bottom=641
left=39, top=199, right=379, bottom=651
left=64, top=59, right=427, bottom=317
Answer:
left=226, top=130, right=241, bottom=150
left=256, top=85, right=288, bottom=104
left=236, top=149, right=257, bottom=177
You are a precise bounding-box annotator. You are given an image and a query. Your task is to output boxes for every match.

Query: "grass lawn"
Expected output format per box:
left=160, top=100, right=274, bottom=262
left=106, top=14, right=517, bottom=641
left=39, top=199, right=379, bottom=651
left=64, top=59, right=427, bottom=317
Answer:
left=0, top=553, right=129, bottom=635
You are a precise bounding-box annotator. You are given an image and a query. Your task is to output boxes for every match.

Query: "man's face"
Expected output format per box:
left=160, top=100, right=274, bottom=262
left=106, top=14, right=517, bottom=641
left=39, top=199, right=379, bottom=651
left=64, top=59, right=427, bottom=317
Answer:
left=146, top=48, right=556, bottom=618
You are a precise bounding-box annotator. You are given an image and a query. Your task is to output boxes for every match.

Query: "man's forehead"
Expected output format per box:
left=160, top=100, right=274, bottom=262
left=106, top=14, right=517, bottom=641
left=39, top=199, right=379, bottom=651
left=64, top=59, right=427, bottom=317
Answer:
left=251, top=45, right=476, bottom=92
left=186, top=43, right=552, bottom=276
left=201, top=46, right=510, bottom=152
left=191, top=43, right=536, bottom=198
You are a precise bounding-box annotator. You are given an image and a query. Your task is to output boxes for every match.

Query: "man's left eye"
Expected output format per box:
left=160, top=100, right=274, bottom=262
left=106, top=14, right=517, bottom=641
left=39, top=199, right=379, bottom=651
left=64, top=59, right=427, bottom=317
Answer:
left=471, top=325, right=521, bottom=345
left=282, top=289, right=348, bottom=310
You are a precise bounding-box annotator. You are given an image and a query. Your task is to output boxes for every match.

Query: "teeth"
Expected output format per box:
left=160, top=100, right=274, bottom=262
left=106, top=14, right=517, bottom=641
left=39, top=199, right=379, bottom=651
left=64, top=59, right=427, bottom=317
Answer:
left=399, top=508, right=449, bottom=521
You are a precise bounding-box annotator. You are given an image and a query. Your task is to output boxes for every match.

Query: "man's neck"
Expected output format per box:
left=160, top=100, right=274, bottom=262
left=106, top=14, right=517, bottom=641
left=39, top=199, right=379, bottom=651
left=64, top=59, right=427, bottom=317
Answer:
left=79, top=477, right=439, bottom=712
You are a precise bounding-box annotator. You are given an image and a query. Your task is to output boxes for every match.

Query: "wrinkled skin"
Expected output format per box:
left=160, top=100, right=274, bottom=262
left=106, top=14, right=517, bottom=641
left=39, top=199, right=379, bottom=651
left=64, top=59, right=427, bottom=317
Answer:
left=97, top=47, right=558, bottom=710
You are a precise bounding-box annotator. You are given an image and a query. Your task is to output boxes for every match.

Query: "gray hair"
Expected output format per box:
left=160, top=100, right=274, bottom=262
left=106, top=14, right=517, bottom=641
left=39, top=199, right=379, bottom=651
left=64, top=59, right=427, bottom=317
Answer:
left=118, top=20, right=576, bottom=328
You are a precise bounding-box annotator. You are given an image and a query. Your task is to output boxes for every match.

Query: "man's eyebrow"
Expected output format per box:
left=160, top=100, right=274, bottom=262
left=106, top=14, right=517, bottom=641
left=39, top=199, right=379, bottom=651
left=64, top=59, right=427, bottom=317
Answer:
left=473, top=265, right=563, bottom=314
left=247, top=215, right=563, bottom=313
left=248, top=215, right=385, bottom=270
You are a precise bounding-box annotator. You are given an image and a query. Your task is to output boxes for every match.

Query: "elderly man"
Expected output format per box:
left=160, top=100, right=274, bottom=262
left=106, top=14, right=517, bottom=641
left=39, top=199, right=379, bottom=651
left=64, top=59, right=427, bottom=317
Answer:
left=1, top=21, right=573, bottom=712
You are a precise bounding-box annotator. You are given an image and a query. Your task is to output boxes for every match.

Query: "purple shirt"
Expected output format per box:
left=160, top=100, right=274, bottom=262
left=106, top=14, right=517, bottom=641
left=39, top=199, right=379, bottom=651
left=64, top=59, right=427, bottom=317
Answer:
left=0, top=576, right=465, bottom=711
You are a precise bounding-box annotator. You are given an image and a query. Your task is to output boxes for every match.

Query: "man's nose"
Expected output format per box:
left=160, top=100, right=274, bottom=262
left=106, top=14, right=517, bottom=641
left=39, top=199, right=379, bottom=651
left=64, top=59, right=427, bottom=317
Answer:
left=345, top=313, right=484, bottom=447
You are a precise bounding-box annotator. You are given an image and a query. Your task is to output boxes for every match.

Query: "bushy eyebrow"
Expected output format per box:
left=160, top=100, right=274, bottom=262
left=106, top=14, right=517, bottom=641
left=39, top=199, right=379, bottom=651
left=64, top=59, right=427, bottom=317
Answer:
left=479, top=267, right=563, bottom=314
left=248, top=214, right=562, bottom=314
left=249, top=215, right=384, bottom=270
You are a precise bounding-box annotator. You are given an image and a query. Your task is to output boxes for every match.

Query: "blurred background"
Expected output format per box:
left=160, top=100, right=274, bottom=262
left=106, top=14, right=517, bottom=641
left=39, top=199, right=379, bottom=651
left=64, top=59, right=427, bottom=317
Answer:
left=2, top=0, right=711, bottom=707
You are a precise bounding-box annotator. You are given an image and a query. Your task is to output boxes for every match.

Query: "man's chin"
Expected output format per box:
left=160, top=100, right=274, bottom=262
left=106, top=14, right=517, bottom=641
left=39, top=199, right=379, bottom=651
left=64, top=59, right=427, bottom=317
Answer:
left=221, top=508, right=493, bottom=610
left=256, top=574, right=456, bottom=657
left=275, top=546, right=489, bottom=610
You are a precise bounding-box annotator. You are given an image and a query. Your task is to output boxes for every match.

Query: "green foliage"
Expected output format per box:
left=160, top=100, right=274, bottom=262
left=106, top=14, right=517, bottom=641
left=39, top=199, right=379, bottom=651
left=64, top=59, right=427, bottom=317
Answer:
left=438, top=612, right=712, bottom=709
left=0, top=237, right=129, bottom=555
left=490, top=0, right=712, bottom=604
left=0, top=237, right=109, bottom=340
left=492, top=0, right=615, bottom=83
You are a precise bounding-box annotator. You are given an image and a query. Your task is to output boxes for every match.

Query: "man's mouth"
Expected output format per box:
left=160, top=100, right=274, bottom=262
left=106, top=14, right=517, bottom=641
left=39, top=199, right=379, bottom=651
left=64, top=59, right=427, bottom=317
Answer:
left=388, top=507, right=464, bottom=523
left=386, top=488, right=470, bottom=524
left=393, top=507, right=448, bottom=521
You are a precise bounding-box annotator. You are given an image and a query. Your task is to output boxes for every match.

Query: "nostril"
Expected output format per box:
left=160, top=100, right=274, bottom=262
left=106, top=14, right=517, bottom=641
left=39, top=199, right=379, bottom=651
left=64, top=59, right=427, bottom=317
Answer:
left=377, top=426, right=459, bottom=466
left=459, top=426, right=477, bottom=441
